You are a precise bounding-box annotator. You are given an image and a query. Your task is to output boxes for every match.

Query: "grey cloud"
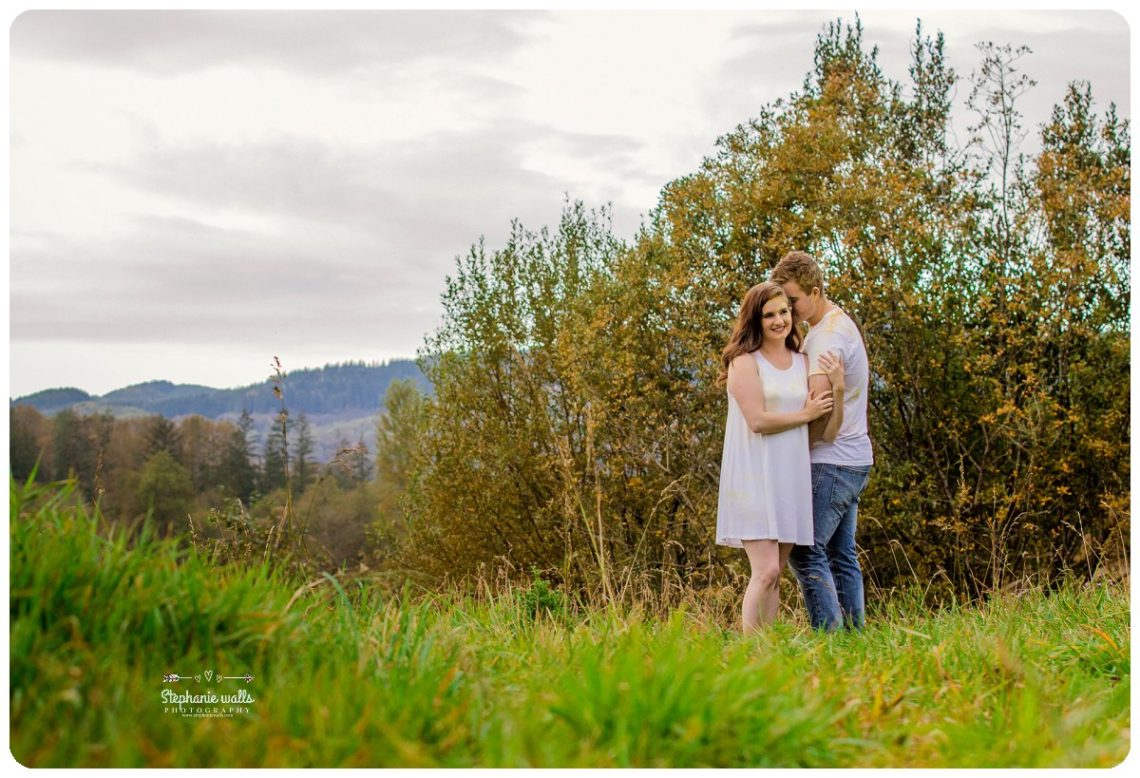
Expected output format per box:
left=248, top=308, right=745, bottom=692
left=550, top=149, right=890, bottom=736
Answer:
left=728, top=12, right=850, bottom=42
left=9, top=219, right=444, bottom=353
left=12, top=213, right=418, bottom=309
left=11, top=120, right=652, bottom=352
left=11, top=10, right=546, bottom=76
left=555, top=131, right=642, bottom=157
left=698, top=23, right=818, bottom=132
left=553, top=131, right=660, bottom=184
left=10, top=291, right=444, bottom=355
left=95, top=121, right=649, bottom=247
left=447, top=71, right=529, bottom=103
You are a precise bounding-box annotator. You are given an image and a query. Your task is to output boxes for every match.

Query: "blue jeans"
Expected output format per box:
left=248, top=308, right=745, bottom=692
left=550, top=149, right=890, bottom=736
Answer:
left=789, top=463, right=871, bottom=631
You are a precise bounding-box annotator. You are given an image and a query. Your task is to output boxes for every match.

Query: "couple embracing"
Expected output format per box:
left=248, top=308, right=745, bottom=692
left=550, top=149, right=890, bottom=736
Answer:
left=716, top=251, right=872, bottom=633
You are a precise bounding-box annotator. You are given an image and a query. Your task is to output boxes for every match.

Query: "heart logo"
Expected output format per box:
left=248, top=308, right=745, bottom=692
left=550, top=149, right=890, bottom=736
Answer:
left=205, top=670, right=214, bottom=682
left=194, top=674, right=202, bottom=683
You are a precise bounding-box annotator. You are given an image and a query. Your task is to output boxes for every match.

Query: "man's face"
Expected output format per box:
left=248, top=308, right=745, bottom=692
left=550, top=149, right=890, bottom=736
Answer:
left=779, top=280, right=819, bottom=326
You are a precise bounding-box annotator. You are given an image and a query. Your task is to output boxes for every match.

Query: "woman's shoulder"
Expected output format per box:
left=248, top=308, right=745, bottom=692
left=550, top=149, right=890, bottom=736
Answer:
left=727, top=351, right=761, bottom=379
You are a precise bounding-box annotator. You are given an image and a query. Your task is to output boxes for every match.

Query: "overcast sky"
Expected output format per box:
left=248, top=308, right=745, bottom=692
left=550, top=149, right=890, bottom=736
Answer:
left=7, top=8, right=1131, bottom=398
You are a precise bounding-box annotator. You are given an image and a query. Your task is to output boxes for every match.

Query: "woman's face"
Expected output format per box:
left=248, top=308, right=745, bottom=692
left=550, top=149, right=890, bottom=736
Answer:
left=759, top=294, right=792, bottom=345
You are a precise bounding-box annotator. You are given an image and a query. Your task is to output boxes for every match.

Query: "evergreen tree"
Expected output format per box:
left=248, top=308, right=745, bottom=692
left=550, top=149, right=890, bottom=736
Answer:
left=50, top=409, right=101, bottom=495
left=261, top=411, right=290, bottom=494
left=144, top=415, right=180, bottom=460
left=221, top=409, right=258, bottom=503
left=292, top=413, right=315, bottom=494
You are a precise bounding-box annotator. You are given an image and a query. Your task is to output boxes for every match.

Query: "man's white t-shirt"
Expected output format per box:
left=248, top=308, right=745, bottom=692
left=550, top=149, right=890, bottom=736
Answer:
left=803, top=306, right=873, bottom=466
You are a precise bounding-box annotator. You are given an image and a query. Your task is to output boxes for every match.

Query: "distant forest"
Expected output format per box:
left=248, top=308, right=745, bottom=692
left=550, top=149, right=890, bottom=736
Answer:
left=11, top=359, right=429, bottom=418
left=10, top=361, right=432, bottom=568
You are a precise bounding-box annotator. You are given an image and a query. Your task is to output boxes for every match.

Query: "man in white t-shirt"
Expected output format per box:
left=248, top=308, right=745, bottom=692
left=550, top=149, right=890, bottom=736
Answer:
left=771, top=251, right=873, bottom=631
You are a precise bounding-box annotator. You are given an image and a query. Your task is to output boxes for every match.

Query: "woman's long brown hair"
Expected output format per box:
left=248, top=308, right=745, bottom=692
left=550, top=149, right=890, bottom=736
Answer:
left=718, top=282, right=801, bottom=384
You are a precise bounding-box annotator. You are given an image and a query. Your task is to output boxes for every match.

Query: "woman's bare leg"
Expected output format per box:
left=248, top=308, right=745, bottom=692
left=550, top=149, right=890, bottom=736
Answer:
left=742, top=539, right=781, bottom=632
left=760, top=542, right=795, bottom=623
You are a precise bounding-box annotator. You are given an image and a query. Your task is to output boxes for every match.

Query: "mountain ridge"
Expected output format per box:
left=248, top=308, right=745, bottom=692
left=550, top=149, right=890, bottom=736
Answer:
left=11, top=359, right=430, bottom=420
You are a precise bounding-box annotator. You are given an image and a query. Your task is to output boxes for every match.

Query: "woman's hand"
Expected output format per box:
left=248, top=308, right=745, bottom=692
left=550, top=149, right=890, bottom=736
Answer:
left=804, top=388, right=834, bottom=420
left=819, top=350, right=845, bottom=392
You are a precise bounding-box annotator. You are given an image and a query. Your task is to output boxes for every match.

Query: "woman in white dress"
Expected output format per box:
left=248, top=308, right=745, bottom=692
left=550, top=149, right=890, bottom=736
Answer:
left=717, top=282, right=844, bottom=632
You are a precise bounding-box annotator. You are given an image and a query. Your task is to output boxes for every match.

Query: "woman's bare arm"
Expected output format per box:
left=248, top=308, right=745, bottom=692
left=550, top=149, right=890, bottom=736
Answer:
left=728, top=354, right=832, bottom=435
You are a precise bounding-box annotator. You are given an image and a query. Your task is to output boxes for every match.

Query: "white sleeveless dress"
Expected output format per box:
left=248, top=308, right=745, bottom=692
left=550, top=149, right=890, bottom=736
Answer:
left=716, top=350, right=814, bottom=547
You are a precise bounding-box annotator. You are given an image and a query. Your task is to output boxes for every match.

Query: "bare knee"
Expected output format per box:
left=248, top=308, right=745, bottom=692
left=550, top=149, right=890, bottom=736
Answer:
left=752, top=562, right=781, bottom=591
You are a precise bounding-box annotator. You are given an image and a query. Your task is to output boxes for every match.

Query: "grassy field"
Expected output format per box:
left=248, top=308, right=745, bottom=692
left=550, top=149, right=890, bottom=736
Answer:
left=9, top=478, right=1131, bottom=768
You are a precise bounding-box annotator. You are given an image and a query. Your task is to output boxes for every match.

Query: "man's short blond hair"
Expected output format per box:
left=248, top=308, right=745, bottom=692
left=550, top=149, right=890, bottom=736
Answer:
left=770, top=250, right=824, bottom=295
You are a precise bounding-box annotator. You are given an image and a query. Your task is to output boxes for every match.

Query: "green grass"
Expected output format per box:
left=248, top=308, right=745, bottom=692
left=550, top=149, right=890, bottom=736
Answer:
left=9, top=479, right=1131, bottom=767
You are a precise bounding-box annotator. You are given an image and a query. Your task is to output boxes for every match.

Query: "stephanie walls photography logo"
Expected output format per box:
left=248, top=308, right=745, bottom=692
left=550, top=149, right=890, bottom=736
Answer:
left=161, top=669, right=256, bottom=719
